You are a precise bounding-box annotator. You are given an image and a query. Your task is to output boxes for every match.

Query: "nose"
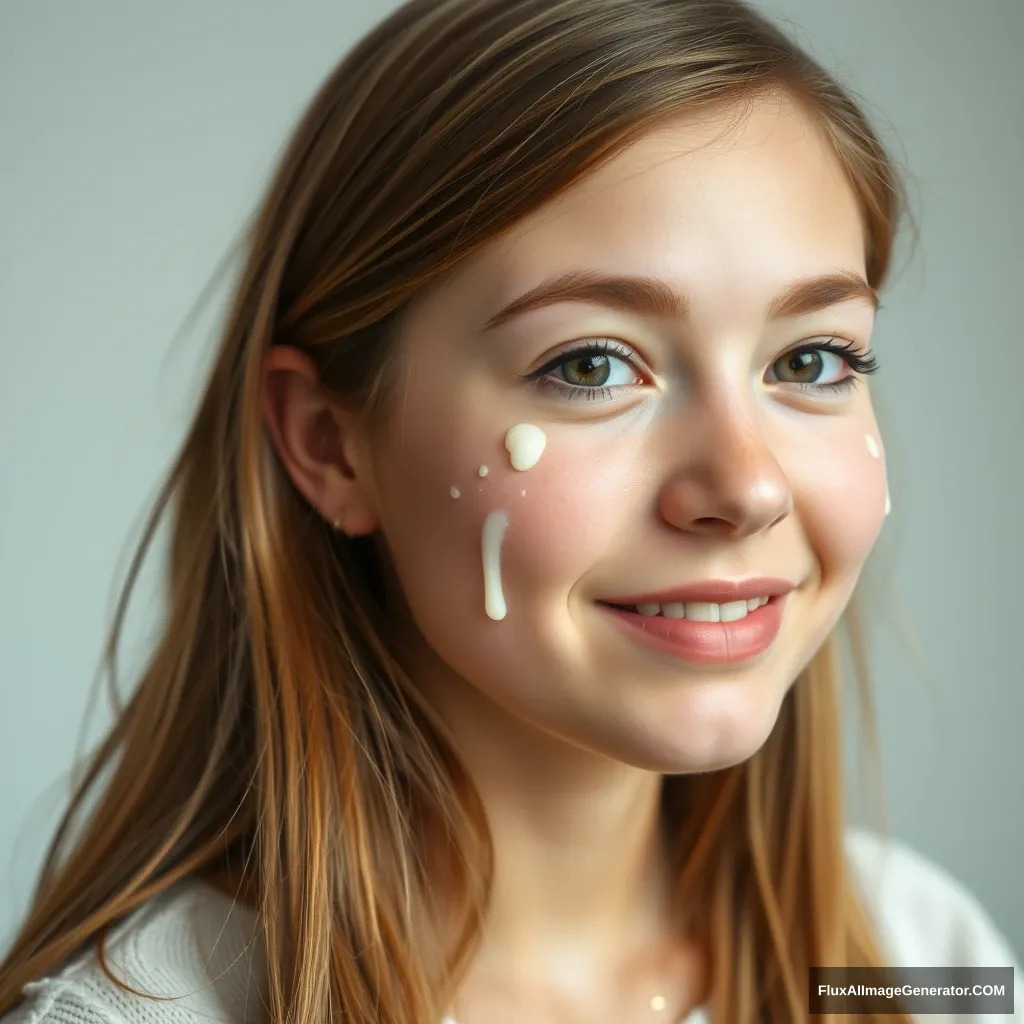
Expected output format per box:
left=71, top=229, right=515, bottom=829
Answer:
left=658, top=401, right=793, bottom=539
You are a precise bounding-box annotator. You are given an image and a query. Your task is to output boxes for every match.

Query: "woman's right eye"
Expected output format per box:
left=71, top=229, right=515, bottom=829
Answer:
left=550, top=350, right=643, bottom=387
left=521, top=340, right=647, bottom=402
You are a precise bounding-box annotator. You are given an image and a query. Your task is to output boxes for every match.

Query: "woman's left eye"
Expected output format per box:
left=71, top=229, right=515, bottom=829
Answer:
left=767, top=338, right=879, bottom=394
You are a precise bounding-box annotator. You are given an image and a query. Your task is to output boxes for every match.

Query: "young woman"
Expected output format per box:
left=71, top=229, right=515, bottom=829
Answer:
left=0, top=0, right=1018, bottom=1021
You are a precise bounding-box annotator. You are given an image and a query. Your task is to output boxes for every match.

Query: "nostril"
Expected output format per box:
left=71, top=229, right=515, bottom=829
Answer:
left=691, top=517, right=735, bottom=532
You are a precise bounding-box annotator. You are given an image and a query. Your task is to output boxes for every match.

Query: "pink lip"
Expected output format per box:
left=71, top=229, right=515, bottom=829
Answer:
left=601, top=577, right=796, bottom=607
left=599, top=595, right=789, bottom=664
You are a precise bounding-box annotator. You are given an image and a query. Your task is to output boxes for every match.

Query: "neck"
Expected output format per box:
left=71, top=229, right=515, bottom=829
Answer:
left=414, top=652, right=681, bottom=972
left=414, top=658, right=711, bottom=1022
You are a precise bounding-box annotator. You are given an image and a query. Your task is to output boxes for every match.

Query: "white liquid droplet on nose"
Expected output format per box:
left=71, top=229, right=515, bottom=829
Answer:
left=865, top=433, right=881, bottom=459
left=884, top=483, right=891, bottom=517
left=504, top=423, right=547, bottom=471
left=482, top=510, right=511, bottom=621
left=478, top=465, right=489, bottom=477
left=450, top=486, right=460, bottom=499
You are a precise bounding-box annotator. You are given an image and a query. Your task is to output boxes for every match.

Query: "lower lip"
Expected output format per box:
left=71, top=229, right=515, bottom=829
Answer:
left=598, top=596, right=787, bottom=664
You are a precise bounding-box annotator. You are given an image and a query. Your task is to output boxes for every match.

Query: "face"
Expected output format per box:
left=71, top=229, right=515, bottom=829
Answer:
left=359, top=92, right=887, bottom=773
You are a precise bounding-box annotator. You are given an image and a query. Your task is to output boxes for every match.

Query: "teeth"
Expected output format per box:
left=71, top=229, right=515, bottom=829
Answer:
left=686, top=601, right=719, bottom=622
left=626, top=596, right=770, bottom=620
left=719, top=600, right=750, bottom=622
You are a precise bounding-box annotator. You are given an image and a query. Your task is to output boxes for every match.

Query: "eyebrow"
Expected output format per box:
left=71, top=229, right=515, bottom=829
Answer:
left=481, top=268, right=879, bottom=332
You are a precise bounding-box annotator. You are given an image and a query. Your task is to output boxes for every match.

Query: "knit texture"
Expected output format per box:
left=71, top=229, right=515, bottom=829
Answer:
left=3, top=828, right=1019, bottom=1023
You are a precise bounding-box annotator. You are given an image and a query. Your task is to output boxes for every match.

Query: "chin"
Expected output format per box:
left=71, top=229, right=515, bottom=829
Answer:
left=610, top=684, right=788, bottom=775
left=649, top=736, right=775, bottom=775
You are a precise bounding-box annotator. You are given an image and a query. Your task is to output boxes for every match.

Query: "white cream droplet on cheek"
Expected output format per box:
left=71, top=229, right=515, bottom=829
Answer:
left=450, top=486, right=460, bottom=499
left=478, top=465, right=489, bottom=477
left=481, top=510, right=511, bottom=621
left=864, top=434, right=889, bottom=515
left=504, top=423, right=547, bottom=471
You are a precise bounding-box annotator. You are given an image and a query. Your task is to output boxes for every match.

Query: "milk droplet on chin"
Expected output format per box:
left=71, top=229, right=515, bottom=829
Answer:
left=481, top=509, right=511, bottom=621
left=450, top=486, right=460, bottom=499
left=478, top=465, right=489, bottom=477
left=504, top=423, right=547, bottom=471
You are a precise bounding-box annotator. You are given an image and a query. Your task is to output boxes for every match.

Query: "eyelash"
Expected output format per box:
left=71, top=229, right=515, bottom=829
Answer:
left=520, top=337, right=880, bottom=402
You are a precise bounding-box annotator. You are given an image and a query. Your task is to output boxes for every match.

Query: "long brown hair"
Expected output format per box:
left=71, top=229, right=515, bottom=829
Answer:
left=0, top=1, right=912, bottom=1021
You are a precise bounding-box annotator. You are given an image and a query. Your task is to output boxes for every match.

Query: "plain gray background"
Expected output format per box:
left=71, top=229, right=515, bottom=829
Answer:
left=1, top=0, right=1021, bottom=957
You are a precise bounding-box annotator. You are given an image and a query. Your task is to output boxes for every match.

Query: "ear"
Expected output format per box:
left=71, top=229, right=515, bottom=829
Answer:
left=261, top=345, right=379, bottom=536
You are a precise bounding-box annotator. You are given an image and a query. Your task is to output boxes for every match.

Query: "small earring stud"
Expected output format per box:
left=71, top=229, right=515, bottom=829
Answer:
left=331, top=518, right=341, bottom=530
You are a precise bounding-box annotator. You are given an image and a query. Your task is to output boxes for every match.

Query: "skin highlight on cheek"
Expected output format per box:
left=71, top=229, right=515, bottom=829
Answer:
left=776, top=424, right=886, bottom=586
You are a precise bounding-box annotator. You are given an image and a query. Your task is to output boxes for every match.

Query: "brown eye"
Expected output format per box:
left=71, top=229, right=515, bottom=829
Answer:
left=775, top=349, right=827, bottom=383
left=522, top=339, right=648, bottom=401
left=769, top=346, right=853, bottom=388
left=561, top=353, right=611, bottom=387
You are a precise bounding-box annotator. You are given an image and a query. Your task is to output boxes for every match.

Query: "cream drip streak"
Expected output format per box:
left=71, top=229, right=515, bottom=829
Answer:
left=505, top=423, right=547, bottom=471
left=482, top=510, right=511, bottom=621
left=477, top=425, right=544, bottom=621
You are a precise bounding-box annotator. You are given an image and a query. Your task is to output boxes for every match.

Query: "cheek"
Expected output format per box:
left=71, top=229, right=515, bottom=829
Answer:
left=791, top=425, right=888, bottom=576
left=489, top=408, right=664, bottom=586
left=490, top=436, right=649, bottom=585
left=373, top=419, right=648, bottom=620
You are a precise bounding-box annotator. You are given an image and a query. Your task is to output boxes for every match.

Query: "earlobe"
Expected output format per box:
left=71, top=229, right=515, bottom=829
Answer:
left=261, top=346, right=381, bottom=537
left=329, top=451, right=381, bottom=538
left=331, top=508, right=379, bottom=537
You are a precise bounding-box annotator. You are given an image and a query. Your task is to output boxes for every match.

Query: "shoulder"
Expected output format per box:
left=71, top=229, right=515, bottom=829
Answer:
left=8, top=841, right=1019, bottom=1021
left=2, top=879, right=264, bottom=1024
left=845, top=827, right=1020, bottom=970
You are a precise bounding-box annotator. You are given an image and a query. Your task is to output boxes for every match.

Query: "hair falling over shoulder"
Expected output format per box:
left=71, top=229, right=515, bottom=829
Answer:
left=0, top=1, right=913, bottom=1021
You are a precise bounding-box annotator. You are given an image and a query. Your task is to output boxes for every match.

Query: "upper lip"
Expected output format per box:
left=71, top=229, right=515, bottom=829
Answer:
left=601, top=577, right=797, bottom=606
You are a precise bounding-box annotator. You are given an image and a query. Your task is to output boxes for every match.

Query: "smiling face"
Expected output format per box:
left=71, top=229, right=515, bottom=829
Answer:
left=360, top=92, right=888, bottom=773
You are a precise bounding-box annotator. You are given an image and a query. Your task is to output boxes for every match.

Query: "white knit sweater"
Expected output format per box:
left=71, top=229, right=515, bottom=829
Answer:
left=2, top=829, right=1019, bottom=1023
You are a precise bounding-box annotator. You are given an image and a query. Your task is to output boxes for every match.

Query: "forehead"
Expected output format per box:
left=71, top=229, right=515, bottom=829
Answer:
left=399, top=92, right=868, bottom=349
left=562, top=97, right=850, bottom=235
left=473, top=92, right=863, bottom=297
